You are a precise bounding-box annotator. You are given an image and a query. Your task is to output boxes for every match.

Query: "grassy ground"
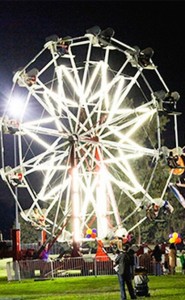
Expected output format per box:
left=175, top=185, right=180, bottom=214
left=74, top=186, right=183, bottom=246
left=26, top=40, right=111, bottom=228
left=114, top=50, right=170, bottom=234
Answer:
left=0, top=259, right=185, bottom=300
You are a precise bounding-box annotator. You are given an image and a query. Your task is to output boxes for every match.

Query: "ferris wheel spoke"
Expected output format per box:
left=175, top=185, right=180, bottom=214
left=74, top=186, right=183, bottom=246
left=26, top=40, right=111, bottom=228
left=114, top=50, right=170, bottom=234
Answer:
left=101, top=144, right=151, bottom=192
left=101, top=138, right=157, bottom=157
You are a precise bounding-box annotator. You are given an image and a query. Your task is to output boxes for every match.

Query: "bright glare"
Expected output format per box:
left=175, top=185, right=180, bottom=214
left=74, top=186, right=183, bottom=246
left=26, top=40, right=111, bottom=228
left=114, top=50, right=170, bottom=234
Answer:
left=8, top=96, right=25, bottom=118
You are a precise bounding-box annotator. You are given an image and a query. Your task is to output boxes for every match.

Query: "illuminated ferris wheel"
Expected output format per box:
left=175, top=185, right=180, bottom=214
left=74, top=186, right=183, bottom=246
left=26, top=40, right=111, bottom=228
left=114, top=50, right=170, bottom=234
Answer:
left=0, top=26, right=180, bottom=244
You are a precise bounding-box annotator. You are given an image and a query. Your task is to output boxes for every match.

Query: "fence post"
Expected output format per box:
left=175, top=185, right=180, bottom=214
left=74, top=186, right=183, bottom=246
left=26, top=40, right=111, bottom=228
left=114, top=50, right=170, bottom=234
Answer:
left=50, top=259, right=54, bottom=279
left=94, top=258, right=97, bottom=277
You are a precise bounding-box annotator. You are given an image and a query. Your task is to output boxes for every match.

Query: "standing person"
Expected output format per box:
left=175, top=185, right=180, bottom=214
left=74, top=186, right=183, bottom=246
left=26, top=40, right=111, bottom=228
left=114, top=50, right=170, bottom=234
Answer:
left=115, top=244, right=137, bottom=300
left=168, top=243, right=177, bottom=275
left=40, top=243, right=50, bottom=262
left=151, top=244, right=163, bottom=276
left=164, top=250, right=169, bottom=274
left=177, top=250, right=185, bottom=274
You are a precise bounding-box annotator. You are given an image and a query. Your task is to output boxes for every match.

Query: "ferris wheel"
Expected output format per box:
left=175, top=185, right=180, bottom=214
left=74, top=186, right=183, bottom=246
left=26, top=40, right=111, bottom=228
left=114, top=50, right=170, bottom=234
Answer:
left=0, top=26, right=180, bottom=244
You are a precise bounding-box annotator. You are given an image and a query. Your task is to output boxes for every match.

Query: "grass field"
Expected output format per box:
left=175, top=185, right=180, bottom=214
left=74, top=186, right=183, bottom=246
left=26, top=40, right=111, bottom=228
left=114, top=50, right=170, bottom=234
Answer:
left=0, top=259, right=185, bottom=300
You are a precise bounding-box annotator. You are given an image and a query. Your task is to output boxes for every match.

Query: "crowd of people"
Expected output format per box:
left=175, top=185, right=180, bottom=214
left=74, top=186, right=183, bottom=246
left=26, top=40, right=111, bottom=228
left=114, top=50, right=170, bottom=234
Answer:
left=110, top=233, right=185, bottom=300
left=136, top=242, right=185, bottom=276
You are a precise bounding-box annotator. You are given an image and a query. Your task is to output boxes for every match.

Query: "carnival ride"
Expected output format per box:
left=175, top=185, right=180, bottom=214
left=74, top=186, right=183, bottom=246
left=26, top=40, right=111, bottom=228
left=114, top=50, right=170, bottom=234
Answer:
left=0, top=26, right=182, bottom=255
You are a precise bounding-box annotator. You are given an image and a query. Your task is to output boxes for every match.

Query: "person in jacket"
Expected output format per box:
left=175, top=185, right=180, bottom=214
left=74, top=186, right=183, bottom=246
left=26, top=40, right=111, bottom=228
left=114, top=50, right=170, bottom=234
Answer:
left=151, top=244, right=163, bottom=275
left=115, top=244, right=137, bottom=300
left=168, top=243, right=177, bottom=275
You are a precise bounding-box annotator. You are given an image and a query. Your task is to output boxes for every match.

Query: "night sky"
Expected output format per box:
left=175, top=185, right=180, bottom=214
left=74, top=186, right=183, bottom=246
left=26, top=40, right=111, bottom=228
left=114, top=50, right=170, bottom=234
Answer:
left=0, top=0, right=185, bottom=239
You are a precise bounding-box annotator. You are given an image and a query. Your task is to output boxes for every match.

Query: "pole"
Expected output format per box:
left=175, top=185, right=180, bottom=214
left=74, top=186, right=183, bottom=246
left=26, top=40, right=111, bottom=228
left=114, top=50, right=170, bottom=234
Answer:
left=70, top=142, right=81, bottom=257
left=12, top=134, right=21, bottom=261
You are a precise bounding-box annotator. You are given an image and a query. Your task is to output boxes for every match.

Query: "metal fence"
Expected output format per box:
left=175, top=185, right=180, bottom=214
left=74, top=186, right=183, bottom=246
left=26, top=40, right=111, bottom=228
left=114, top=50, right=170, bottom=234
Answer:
left=6, top=253, right=182, bottom=281
left=6, top=256, right=116, bottom=281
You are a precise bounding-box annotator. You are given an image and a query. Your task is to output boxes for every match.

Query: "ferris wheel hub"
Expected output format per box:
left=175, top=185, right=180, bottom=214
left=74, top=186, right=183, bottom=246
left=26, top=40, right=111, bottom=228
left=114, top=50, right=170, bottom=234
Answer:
left=69, top=134, right=78, bottom=143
